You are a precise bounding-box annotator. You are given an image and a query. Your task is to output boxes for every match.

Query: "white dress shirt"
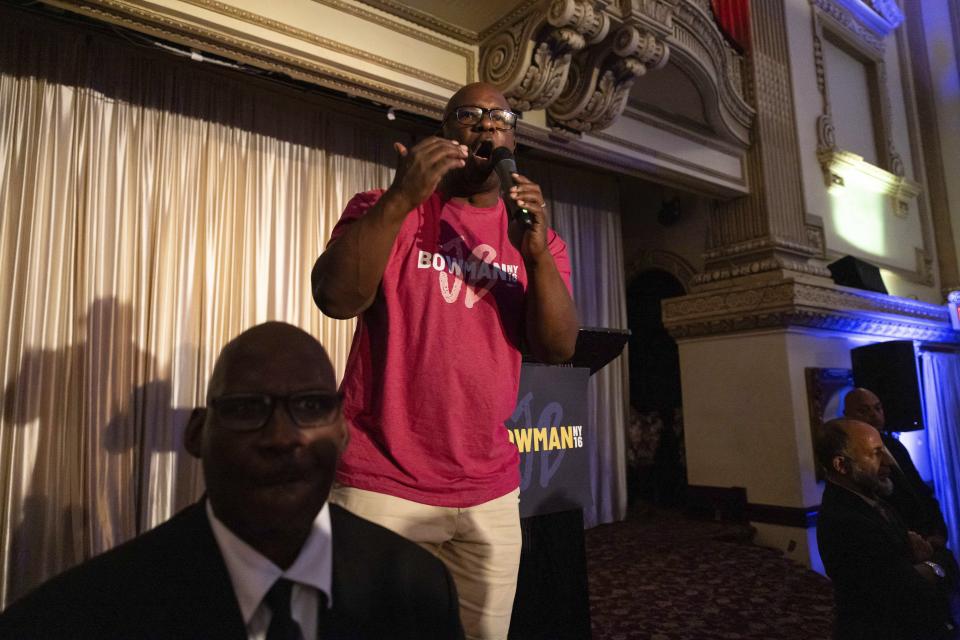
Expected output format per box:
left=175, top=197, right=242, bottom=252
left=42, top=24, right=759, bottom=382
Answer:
left=206, top=501, right=333, bottom=640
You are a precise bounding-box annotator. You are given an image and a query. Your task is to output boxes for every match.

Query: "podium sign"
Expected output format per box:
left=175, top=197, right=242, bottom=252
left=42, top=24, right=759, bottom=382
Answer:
left=508, top=328, right=626, bottom=639
left=507, top=364, right=591, bottom=519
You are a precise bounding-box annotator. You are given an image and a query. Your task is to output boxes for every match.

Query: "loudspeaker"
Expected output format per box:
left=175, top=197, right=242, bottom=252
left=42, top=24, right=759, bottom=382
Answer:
left=828, top=256, right=888, bottom=294
left=850, top=341, right=924, bottom=431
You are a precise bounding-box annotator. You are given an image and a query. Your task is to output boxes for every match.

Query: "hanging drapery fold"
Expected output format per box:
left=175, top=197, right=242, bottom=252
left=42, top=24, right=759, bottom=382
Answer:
left=710, top=0, right=751, bottom=54
left=0, top=7, right=398, bottom=606
left=921, top=351, right=960, bottom=564
left=523, top=159, right=630, bottom=528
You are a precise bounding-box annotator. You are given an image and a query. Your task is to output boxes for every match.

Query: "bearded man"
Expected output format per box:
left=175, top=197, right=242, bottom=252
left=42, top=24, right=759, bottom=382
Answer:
left=815, top=418, right=955, bottom=639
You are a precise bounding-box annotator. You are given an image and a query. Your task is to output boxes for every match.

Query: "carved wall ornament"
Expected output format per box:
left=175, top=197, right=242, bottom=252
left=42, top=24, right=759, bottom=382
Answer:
left=811, top=0, right=885, bottom=53
left=702, top=236, right=824, bottom=262
left=479, top=0, right=612, bottom=112
left=548, top=23, right=669, bottom=131
left=698, top=0, right=819, bottom=287
left=885, top=138, right=905, bottom=178
left=915, top=247, right=935, bottom=287
left=818, top=149, right=920, bottom=218
left=480, top=0, right=751, bottom=139
left=810, top=2, right=917, bottom=218
left=662, top=279, right=960, bottom=342
left=692, top=255, right=832, bottom=288
left=806, top=223, right=827, bottom=259
left=615, top=0, right=675, bottom=31
left=830, top=0, right=904, bottom=38
left=667, top=0, right=752, bottom=145
left=625, top=249, right=697, bottom=291
left=815, top=114, right=837, bottom=157
left=813, top=26, right=827, bottom=95
left=865, top=0, right=905, bottom=28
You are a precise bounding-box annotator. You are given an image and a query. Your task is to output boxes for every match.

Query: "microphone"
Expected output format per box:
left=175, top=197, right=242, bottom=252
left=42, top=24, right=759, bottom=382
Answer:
left=491, top=147, right=534, bottom=228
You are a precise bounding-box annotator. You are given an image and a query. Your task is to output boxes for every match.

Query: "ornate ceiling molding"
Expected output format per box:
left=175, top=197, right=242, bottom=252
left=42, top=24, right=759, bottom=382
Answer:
left=662, top=278, right=960, bottom=342
left=811, top=0, right=884, bottom=53
left=479, top=0, right=612, bottom=112
left=480, top=0, right=753, bottom=140
left=355, top=0, right=480, bottom=42
left=830, top=0, right=903, bottom=38
left=41, top=0, right=475, bottom=119
left=547, top=23, right=669, bottom=131
left=664, top=0, right=752, bottom=145
left=692, top=254, right=831, bottom=289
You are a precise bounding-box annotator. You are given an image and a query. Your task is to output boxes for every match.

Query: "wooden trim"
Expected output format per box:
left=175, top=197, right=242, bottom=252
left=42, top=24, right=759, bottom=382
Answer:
left=685, top=485, right=748, bottom=522
left=746, top=502, right=819, bottom=528
left=686, top=485, right=819, bottom=528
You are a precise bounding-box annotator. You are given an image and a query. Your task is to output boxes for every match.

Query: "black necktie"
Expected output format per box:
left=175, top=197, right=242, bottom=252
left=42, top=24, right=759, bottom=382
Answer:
left=317, top=591, right=329, bottom=638
left=264, top=578, right=302, bottom=640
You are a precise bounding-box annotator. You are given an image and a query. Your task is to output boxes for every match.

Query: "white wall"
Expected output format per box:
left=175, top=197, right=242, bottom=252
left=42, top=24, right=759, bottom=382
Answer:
left=920, top=0, right=960, bottom=288
left=678, top=327, right=884, bottom=568
left=619, top=178, right=709, bottom=276
left=785, top=0, right=938, bottom=302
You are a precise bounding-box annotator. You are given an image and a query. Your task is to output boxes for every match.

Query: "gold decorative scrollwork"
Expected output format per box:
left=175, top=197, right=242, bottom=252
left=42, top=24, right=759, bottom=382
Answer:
left=547, top=25, right=670, bottom=131
left=547, top=24, right=669, bottom=132
left=479, top=0, right=612, bottom=112
left=480, top=0, right=751, bottom=138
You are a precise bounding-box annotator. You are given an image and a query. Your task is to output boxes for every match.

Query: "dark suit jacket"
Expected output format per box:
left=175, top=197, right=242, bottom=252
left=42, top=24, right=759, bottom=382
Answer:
left=882, top=434, right=948, bottom=540
left=0, top=502, right=464, bottom=639
left=817, top=481, right=953, bottom=640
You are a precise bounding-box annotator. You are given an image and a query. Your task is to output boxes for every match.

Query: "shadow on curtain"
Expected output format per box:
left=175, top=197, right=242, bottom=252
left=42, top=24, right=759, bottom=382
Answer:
left=0, top=5, right=404, bottom=606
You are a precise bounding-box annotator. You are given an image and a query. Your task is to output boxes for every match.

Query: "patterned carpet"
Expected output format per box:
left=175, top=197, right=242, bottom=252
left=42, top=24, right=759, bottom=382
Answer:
left=585, top=505, right=835, bottom=639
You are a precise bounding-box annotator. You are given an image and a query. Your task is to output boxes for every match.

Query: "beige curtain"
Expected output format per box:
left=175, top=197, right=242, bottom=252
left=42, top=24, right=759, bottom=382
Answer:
left=0, top=9, right=401, bottom=606
left=524, top=159, right=630, bottom=528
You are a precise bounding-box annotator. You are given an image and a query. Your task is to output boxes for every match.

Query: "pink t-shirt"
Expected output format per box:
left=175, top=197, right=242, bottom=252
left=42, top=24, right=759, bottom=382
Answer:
left=330, top=190, right=573, bottom=507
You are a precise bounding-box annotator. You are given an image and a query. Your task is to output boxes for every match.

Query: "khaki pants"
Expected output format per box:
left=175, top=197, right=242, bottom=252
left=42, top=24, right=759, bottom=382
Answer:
left=329, top=485, right=522, bottom=640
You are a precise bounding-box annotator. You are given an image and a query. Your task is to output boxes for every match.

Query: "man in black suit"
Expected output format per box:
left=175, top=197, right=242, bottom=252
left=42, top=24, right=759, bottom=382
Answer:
left=843, top=387, right=950, bottom=547
left=0, top=322, right=464, bottom=639
left=815, top=418, right=955, bottom=639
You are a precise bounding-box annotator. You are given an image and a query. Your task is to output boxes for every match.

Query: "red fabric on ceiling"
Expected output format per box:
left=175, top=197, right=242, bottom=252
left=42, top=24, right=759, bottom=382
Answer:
left=710, top=0, right=751, bottom=54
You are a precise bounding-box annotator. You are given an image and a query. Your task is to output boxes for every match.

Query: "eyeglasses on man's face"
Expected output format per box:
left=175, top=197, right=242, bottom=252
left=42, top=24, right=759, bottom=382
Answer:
left=210, top=391, right=342, bottom=432
left=447, top=105, right=518, bottom=130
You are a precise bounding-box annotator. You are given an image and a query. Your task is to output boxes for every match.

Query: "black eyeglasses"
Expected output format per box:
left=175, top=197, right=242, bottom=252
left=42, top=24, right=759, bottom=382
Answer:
left=447, top=105, right=518, bottom=130
left=210, top=391, right=342, bottom=432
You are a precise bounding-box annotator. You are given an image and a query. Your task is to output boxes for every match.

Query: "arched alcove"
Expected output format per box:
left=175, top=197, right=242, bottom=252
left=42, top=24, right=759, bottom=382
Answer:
left=625, top=269, right=687, bottom=507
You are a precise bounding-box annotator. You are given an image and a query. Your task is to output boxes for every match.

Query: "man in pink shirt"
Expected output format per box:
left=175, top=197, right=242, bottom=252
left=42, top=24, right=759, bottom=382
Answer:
left=312, top=82, right=578, bottom=639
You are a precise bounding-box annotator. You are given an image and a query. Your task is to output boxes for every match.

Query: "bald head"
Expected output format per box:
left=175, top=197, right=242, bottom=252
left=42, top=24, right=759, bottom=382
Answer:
left=207, top=321, right=335, bottom=401
left=443, top=82, right=509, bottom=119
left=816, top=418, right=855, bottom=474
left=439, top=81, right=517, bottom=195
left=185, top=322, right=346, bottom=567
left=816, top=418, right=893, bottom=497
left=843, top=387, right=885, bottom=430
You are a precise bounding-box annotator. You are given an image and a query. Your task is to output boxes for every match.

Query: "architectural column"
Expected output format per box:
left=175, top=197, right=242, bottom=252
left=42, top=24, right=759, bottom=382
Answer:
left=697, top=0, right=828, bottom=288
left=659, top=0, right=960, bottom=570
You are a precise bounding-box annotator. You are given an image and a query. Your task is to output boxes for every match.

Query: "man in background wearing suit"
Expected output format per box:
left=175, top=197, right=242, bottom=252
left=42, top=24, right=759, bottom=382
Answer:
left=815, top=418, right=955, bottom=639
left=843, top=387, right=950, bottom=548
left=0, top=321, right=464, bottom=639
